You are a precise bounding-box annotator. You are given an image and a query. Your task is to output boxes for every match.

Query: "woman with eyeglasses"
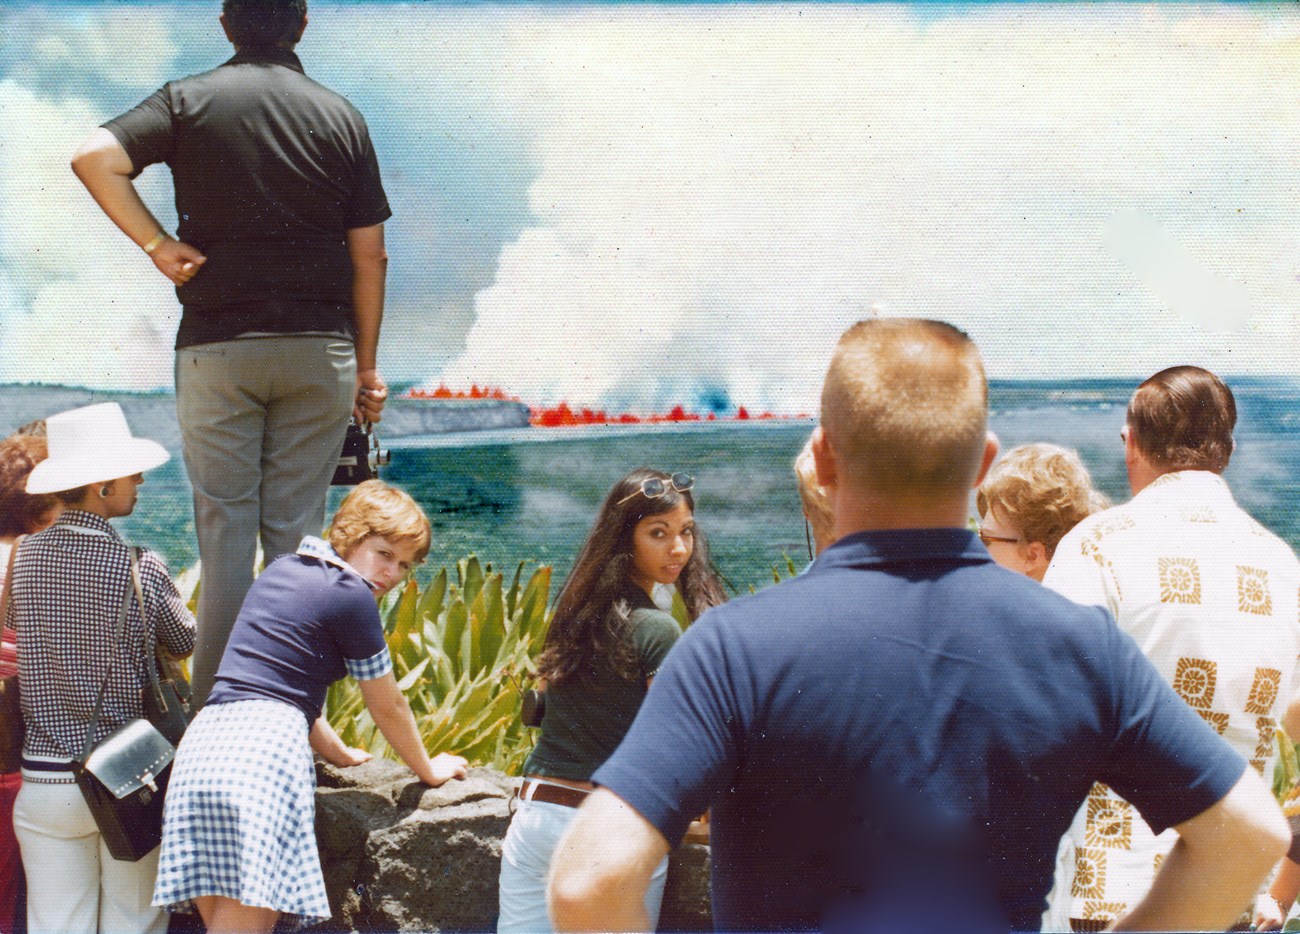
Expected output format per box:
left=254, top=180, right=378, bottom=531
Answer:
left=497, top=468, right=726, bottom=933
left=975, top=443, right=1110, bottom=581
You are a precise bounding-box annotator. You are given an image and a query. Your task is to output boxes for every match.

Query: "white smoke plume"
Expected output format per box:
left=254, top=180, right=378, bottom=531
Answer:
left=440, top=5, right=1300, bottom=412
left=2, top=4, right=1298, bottom=402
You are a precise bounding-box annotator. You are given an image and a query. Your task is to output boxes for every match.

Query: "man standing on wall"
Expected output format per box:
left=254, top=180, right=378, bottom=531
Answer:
left=72, top=0, right=390, bottom=704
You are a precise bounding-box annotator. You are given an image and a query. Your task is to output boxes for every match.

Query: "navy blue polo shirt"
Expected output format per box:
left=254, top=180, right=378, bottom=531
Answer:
left=207, top=541, right=391, bottom=724
left=103, top=47, right=392, bottom=348
left=594, top=528, right=1245, bottom=932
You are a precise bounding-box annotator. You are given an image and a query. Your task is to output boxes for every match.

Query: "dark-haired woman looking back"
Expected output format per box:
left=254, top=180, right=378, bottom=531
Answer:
left=497, top=468, right=725, bottom=932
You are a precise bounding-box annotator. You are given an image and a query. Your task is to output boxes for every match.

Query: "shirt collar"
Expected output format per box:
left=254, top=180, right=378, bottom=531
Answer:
left=296, top=536, right=378, bottom=591
left=226, top=47, right=305, bottom=74
left=1136, top=469, right=1234, bottom=504
left=54, top=511, right=123, bottom=541
left=810, top=527, right=990, bottom=572
left=618, top=580, right=658, bottom=611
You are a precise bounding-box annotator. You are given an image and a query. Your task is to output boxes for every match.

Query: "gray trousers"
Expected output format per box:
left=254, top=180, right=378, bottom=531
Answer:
left=175, top=336, right=355, bottom=706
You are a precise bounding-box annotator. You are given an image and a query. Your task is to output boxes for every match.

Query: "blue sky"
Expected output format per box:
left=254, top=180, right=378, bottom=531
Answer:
left=2, top=2, right=1297, bottom=411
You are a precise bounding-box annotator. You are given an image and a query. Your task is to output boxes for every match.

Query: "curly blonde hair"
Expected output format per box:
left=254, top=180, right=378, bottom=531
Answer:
left=976, top=444, right=1110, bottom=556
left=328, top=480, right=431, bottom=563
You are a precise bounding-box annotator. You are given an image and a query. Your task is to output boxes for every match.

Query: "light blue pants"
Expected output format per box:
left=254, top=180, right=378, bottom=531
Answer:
left=498, top=796, right=669, bottom=933
left=175, top=336, right=355, bottom=706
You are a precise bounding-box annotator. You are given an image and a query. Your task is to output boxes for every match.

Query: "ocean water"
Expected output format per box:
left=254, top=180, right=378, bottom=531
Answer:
left=36, top=377, right=1300, bottom=595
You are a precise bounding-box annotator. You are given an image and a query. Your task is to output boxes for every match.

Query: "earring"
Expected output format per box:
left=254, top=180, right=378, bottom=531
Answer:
left=99, top=484, right=112, bottom=499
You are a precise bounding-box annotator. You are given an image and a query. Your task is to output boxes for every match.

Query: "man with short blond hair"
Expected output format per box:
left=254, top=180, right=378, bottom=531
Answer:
left=548, top=321, right=1286, bottom=933
left=1044, top=365, right=1300, bottom=931
left=821, top=318, right=988, bottom=497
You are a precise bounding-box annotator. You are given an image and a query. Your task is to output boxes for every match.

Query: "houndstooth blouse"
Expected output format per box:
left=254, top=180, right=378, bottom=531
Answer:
left=3, top=511, right=195, bottom=762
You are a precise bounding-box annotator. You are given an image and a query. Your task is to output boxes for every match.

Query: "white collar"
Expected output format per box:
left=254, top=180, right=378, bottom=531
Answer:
left=1136, top=470, right=1234, bottom=503
left=295, top=536, right=378, bottom=591
left=57, top=511, right=119, bottom=540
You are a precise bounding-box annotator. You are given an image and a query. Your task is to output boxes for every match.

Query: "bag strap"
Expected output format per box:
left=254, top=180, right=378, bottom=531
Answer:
left=78, top=547, right=140, bottom=762
left=130, top=551, right=167, bottom=702
left=130, top=552, right=158, bottom=668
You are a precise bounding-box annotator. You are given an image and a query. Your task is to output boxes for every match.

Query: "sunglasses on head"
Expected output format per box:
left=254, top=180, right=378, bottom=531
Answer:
left=616, top=472, right=694, bottom=505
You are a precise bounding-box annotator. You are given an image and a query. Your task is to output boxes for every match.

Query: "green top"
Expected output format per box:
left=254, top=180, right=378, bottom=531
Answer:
left=523, top=585, right=682, bottom=781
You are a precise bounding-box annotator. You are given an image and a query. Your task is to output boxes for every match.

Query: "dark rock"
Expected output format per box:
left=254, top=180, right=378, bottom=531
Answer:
left=307, top=760, right=711, bottom=933
left=319, top=757, right=413, bottom=794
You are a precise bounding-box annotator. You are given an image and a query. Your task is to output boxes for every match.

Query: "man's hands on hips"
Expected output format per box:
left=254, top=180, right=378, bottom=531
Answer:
left=356, top=369, right=388, bottom=423
left=150, top=237, right=207, bottom=287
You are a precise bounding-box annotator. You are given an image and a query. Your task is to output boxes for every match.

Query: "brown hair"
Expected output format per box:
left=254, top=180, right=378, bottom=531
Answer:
left=821, top=319, right=988, bottom=497
left=537, top=468, right=727, bottom=687
left=976, top=443, right=1110, bottom=557
left=53, top=486, right=94, bottom=507
left=222, top=0, right=306, bottom=48
left=328, top=480, right=431, bottom=563
left=0, top=434, right=59, bottom=537
left=1127, top=366, right=1235, bottom=473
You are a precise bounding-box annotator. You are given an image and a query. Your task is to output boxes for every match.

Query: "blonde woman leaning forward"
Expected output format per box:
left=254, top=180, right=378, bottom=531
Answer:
left=6, top=404, right=195, bottom=934
left=152, top=480, right=467, bottom=934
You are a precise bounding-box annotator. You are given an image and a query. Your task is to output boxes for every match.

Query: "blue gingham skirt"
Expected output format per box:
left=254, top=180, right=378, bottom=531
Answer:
left=152, top=698, right=329, bottom=929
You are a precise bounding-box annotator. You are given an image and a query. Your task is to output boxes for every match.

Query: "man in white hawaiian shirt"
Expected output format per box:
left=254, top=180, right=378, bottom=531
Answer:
left=1043, top=365, right=1300, bottom=932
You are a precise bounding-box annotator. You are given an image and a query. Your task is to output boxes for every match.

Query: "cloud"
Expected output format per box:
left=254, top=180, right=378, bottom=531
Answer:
left=303, top=6, right=539, bottom=375
left=2, top=3, right=1298, bottom=400
left=440, top=4, right=1300, bottom=410
left=1103, top=209, right=1253, bottom=333
left=0, top=3, right=534, bottom=389
left=0, top=79, right=178, bottom=389
left=2, top=5, right=179, bottom=99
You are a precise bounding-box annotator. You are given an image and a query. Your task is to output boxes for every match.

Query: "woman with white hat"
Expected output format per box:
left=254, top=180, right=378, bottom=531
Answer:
left=4, top=403, right=195, bottom=934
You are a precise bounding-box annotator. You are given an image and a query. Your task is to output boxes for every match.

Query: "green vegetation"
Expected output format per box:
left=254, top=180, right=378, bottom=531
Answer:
left=176, top=552, right=703, bottom=775
left=325, top=556, right=554, bottom=774
left=1275, top=729, right=1299, bottom=802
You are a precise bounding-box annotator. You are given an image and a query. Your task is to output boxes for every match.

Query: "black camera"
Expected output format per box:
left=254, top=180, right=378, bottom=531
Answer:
left=521, top=688, right=546, bottom=728
left=332, top=421, right=391, bottom=485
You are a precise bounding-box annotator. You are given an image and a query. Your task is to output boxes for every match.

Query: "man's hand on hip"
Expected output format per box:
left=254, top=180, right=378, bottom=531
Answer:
left=151, top=237, right=207, bottom=287
left=355, top=369, right=388, bottom=423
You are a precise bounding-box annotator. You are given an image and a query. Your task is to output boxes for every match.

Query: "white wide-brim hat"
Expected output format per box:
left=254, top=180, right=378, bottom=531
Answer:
left=26, top=402, right=170, bottom=495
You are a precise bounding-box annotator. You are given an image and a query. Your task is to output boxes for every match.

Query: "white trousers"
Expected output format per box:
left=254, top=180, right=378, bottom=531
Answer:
left=13, top=780, right=166, bottom=934
left=498, top=796, right=669, bottom=933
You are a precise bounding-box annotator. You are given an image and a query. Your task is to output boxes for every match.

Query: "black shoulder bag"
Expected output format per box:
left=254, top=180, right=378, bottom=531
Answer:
left=71, top=549, right=177, bottom=862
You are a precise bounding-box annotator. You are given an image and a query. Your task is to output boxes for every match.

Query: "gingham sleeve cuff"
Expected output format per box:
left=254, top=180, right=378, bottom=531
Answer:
left=345, top=647, right=393, bottom=681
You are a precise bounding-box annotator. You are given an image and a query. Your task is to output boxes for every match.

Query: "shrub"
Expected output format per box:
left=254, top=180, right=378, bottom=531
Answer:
left=325, top=556, right=554, bottom=774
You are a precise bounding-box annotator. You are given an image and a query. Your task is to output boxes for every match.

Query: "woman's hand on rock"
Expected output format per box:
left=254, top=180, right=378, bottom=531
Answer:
left=423, top=752, right=469, bottom=786
left=329, top=746, right=374, bottom=768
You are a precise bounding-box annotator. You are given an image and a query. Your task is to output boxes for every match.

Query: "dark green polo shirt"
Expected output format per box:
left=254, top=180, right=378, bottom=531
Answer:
left=103, top=48, right=392, bottom=348
left=524, top=586, right=682, bottom=782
